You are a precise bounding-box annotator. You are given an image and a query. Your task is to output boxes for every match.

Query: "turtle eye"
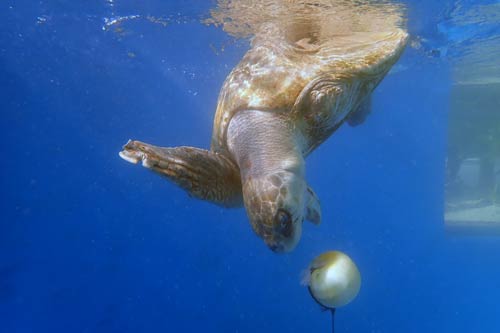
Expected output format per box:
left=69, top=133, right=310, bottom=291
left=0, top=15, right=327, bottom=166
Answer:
left=275, top=209, right=293, bottom=237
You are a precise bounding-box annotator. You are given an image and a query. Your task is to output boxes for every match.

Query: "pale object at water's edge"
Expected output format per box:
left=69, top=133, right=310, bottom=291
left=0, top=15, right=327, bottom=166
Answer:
left=445, top=83, right=500, bottom=231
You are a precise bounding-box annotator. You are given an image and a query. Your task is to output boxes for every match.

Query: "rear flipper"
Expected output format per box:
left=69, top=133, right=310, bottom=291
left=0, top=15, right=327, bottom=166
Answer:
left=346, top=97, right=371, bottom=127
left=119, top=140, right=243, bottom=207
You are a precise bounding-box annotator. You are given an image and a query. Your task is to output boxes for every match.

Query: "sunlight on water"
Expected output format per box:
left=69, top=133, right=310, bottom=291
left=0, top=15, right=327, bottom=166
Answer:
left=440, top=2, right=500, bottom=85
left=206, top=0, right=407, bottom=39
left=102, top=14, right=194, bottom=31
left=99, top=0, right=498, bottom=88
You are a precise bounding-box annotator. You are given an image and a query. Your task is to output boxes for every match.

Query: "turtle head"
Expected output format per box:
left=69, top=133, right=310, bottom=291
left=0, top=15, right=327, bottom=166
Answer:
left=243, top=171, right=304, bottom=252
left=243, top=170, right=320, bottom=253
left=227, top=110, right=321, bottom=252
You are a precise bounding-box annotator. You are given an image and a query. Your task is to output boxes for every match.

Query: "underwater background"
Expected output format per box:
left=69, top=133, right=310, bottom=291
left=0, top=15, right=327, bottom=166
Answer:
left=1, top=1, right=499, bottom=332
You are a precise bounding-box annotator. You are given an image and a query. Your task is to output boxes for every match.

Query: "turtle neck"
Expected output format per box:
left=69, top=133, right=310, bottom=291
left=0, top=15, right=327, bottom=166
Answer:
left=226, top=109, right=305, bottom=183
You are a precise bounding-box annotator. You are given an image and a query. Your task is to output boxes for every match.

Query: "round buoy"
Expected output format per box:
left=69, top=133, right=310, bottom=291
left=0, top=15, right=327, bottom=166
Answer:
left=304, top=251, right=361, bottom=332
left=306, top=250, right=361, bottom=309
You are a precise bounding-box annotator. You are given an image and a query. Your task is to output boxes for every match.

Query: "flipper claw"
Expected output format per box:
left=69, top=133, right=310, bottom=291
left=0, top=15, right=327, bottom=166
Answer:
left=118, top=140, right=243, bottom=207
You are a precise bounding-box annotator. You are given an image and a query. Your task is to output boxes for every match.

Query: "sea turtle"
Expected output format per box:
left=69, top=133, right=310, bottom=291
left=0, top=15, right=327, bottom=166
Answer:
left=119, top=23, right=408, bottom=253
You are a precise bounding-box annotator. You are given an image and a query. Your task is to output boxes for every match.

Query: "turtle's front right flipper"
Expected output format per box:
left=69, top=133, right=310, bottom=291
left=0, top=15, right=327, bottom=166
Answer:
left=119, top=140, right=243, bottom=207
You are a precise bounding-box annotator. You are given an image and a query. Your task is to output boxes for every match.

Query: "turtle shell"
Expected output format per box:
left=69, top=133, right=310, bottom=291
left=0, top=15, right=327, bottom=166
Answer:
left=210, top=23, right=408, bottom=155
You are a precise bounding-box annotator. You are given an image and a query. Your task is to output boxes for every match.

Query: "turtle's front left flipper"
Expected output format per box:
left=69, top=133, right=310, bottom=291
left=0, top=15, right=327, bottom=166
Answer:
left=119, top=140, right=243, bottom=207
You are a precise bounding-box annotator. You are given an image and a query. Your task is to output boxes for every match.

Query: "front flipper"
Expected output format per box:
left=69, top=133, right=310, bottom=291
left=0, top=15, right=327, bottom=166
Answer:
left=346, top=97, right=371, bottom=127
left=305, top=186, right=321, bottom=225
left=119, top=140, right=243, bottom=207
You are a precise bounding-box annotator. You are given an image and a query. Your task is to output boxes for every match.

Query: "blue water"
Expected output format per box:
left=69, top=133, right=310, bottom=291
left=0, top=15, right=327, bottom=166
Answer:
left=1, top=1, right=499, bottom=332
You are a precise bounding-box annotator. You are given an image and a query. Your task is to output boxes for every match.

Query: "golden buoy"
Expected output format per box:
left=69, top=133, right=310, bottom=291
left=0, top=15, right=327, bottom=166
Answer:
left=304, top=251, right=361, bottom=332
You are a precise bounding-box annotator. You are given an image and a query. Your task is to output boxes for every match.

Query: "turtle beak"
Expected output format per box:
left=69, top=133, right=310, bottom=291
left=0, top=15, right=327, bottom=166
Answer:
left=263, top=222, right=302, bottom=253
left=268, top=242, right=286, bottom=253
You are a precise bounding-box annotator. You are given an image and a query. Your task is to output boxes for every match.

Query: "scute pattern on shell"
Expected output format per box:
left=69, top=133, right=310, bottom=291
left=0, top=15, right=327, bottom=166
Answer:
left=211, top=24, right=408, bottom=155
